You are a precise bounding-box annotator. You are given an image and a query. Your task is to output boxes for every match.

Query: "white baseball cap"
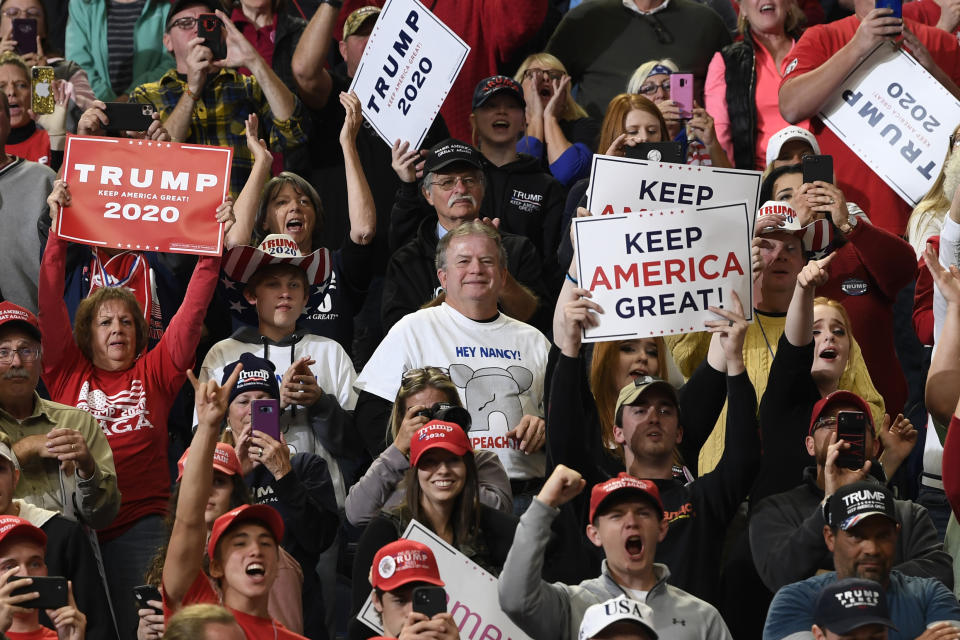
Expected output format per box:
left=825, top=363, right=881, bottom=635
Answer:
left=578, top=597, right=658, bottom=640
left=765, top=126, right=820, bottom=166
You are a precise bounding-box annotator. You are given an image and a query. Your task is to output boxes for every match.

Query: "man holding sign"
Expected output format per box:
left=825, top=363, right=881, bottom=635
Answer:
left=779, top=0, right=960, bottom=234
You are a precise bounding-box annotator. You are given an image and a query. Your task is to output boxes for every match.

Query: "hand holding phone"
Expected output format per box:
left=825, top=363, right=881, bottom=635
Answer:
left=133, top=584, right=162, bottom=616
left=9, top=576, right=68, bottom=609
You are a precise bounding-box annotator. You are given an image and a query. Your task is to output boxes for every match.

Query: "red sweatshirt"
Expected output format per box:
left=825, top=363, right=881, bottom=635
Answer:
left=816, top=219, right=916, bottom=416
left=38, top=233, right=220, bottom=540
left=335, top=0, right=547, bottom=142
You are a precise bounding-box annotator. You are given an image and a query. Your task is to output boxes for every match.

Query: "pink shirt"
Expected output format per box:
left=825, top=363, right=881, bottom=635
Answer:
left=705, top=38, right=810, bottom=170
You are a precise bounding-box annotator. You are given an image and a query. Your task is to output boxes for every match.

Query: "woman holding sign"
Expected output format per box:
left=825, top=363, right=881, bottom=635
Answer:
left=37, top=180, right=225, bottom=638
left=349, top=421, right=520, bottom=640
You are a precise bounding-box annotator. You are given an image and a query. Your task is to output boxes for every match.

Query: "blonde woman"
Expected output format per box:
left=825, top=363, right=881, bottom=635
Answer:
left=514, top=53, right=599, bottom=185
left=907, top=122, right=960, bottom=257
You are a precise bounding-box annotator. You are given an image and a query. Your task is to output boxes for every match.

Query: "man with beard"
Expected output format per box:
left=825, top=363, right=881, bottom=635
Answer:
left=0, top=301, right=118, bottom=529
left=751, top=390, right=952, bottom=594
left=763, top=478, right=960, bottom=640
left=380, top=138, right=549, bottom=333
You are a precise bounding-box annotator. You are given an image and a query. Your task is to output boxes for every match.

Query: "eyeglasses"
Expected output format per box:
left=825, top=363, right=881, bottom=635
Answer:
left=813, top=416, right=839, bottom=431
left=2, top=7, right=42, bottom=18
left=168, top=16, right=199, bottom=31
left=401, top=367, right=450, bottom=386
left=523, top=68, right=564, bottom=81
left=431, top=175, right=480, bottom=191
left=0, top=346, right=40, bottom=364
left=641, top=14, right=674, bottom=44
left=637, top=79, right=671, bottom=96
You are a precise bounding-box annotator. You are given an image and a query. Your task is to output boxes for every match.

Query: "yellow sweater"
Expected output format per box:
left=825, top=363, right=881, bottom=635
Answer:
left=665, top=310, right=885, bottom=474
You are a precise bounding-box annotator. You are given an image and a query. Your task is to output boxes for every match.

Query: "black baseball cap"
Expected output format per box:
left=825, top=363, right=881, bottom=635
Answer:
left=472, top=75, right=525, bottom=110
left=167, top=0, right=221, bottom=29
left=824, top=481, right=897, bottom=531
left=422, top=138, right=484, bottom=175
left=814, top=578, right=897, bottom=635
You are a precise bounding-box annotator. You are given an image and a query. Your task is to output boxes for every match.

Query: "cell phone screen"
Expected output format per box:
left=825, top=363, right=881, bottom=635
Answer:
left=412, top=586, right=446, bottom=618
left=836, top=411, right=867, bottom=470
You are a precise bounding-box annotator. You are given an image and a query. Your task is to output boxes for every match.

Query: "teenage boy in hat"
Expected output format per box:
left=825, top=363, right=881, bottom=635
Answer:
left=365, top=539, right=459, bottom=640
left=498, top=465, right=732, bottom=640
left=764, top=482, right=960, bottom=640
left=578, top=596, right=658, bottom=640
left=811, top=578, right=897, bottom=640
left=0, top=515, right=86, bottom=639
left=202, top=238, right=363, bottom=506
left=164, top=363, right=308, bottom=640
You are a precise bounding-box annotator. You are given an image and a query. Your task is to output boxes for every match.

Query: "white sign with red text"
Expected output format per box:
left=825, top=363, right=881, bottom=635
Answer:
left=358, top=520, right=532, bottom=640
left=349, top=0, right=470, bottom=148
left=819, top=43, right=960, bottom=206
left=57, top=135, right=231, bottom=256
left=573, top=202, right=754, bottom=341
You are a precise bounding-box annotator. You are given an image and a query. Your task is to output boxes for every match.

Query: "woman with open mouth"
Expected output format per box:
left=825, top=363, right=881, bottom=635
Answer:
left=513, top=53, right=599, bottom=187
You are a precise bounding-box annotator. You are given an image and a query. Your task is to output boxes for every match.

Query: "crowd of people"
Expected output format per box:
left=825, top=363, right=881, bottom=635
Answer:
left=1, top=0, right=960, bottom=638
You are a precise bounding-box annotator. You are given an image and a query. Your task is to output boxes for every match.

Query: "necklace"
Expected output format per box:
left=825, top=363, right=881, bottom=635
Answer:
left=755, top=311, right=775, bottom=360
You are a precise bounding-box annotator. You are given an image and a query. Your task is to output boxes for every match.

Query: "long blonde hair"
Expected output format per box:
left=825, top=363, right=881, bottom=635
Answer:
left=513, top=53, right=588, bottom=122
left=908, top=123, right=960, bottom=245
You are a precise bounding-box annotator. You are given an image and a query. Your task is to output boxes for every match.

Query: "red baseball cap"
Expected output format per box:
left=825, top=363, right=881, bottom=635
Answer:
left=207, top=504, right=284, bottom=561
left=176, top=442, right=243, bottom=482
left=409, top=421, right=472, bottom=467
left=809, top=390, right=873, bottom=436
left=589, top=473, right=664, bottom=523
left=0, top=302, right=40, bottom=341
left=370, top=539, right=444, bottom=591
left=0, top=516, right=46, bottom=550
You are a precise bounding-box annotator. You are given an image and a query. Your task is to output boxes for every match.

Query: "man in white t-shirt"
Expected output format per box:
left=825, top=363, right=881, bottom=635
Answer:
left=355, top=220, right=550, bottom=511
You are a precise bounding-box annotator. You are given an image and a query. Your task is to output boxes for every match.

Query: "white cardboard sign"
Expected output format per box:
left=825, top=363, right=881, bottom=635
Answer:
left=573, top=203, right=754, bottom=342
left=349, top=0, right=470, bottom=148
left=819, top=43, right=960, bottom=207
left=584, top=154, right=762, bottom=244
left=358, top=520, right=532, bottom=640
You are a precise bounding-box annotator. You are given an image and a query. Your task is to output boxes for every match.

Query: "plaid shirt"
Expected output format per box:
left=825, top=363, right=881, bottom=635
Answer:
left=130, top=68, right=306, bottom=195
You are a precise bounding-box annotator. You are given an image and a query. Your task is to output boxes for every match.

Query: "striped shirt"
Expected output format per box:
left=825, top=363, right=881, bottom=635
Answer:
left=106, top=0, right=146, bottom=95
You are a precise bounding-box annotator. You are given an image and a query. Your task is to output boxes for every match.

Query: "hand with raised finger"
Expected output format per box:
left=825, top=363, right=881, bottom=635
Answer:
left=878, top=412, right=917, bottom=468
left=536, top=464, right=586, bottom=508
left=396, top=404, right=430, bottom=456
left=244, top=113, right=271, bottom=163
left=923, top=242, right=960, bottom=305
left=604, top=132, right=629, bottom=157
left=391, top=139, right=419, bottom=183
left=188, top=363, right=242, bottom=429
left=250, top=429, right=292, bottom=480
left=797, top=252, right=835, bottom=290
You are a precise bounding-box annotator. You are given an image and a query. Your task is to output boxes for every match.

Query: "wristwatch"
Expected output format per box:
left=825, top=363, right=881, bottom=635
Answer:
left=839, top=213, right=858, bottom=235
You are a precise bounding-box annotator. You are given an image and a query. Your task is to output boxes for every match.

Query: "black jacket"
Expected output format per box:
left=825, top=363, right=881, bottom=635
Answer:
left=749, top=467, right=954, bottom=593
left=381, top=203, right=552, bottom=333
left=719, top=33, right=758, bottom=170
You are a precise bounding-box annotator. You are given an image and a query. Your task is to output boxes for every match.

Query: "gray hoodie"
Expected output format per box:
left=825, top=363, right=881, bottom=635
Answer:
left=498, top=498, right=733, bottom=640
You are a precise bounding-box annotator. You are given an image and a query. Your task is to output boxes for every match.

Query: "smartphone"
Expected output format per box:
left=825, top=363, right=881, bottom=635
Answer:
left=412, top=586, right=446, bottom=618
left=9, top=576, right=68, bottom=609
left=669, top=73, right=694, bottom=120
left=11, top=18, right=37, bottom=55
left=876, top=0, right=903, bottom=18
left=103, top=102, right=156, bottom=132
left=802, top=154, right=834, bottom=185
left=836, top=411, right=867, bottom=470
left=133, top=584, right=162, bottom=615
left=251, top=399, right=281, bottom=441
left=197, top=13, right=226, bottom=61
left=625, top=141, right=684, bottom=164
left=31, top=66, right=55, bottom=116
